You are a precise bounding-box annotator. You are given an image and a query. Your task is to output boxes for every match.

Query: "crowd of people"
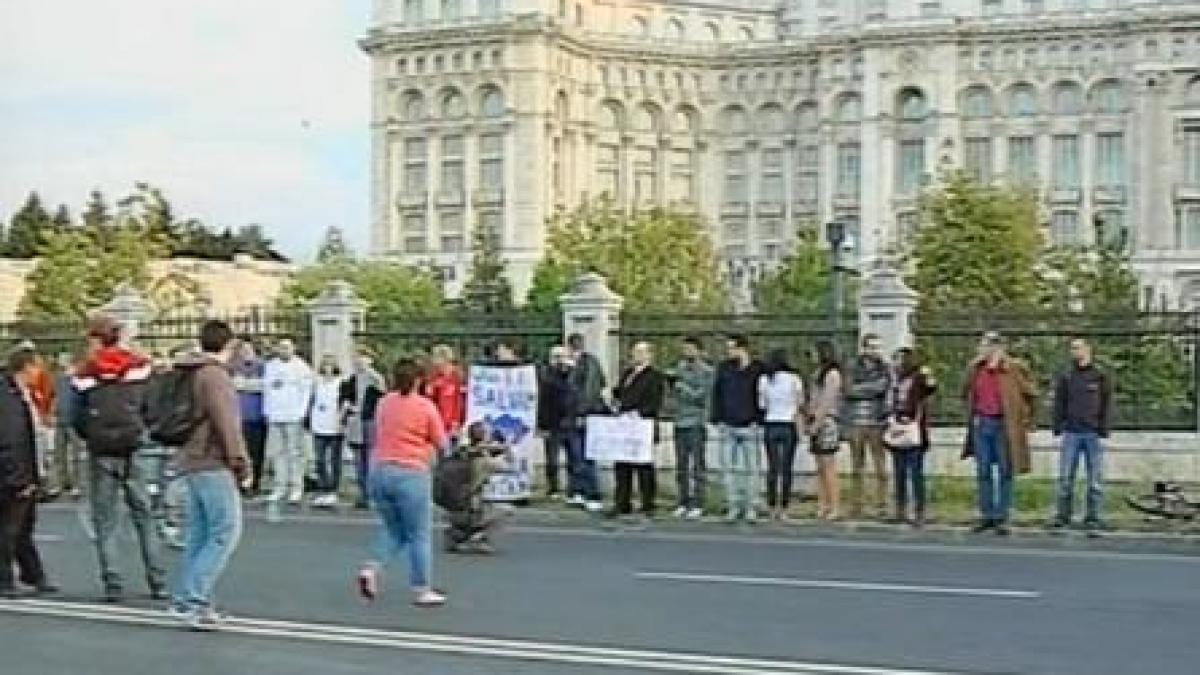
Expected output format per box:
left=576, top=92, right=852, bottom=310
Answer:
left=0, top=315, right=1115, bottom=628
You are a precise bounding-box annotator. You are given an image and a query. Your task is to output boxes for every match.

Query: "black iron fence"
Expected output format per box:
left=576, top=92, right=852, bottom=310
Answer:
left=354, top=311, right=562, bottom=368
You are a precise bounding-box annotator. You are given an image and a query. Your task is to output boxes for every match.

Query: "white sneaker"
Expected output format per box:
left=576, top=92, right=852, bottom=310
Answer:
left=672, top=506, right=688, bottom=519
left=357, top=567, right=378, bottom=602
left=566, top=494, right=586, bottom=507
left=585, top=501, right=605, bottom=513
left=686, top=508, right=704, bottom=520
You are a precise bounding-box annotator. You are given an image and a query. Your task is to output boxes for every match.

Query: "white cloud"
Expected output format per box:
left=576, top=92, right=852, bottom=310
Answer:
left=0, top=0, right=372, bottom=260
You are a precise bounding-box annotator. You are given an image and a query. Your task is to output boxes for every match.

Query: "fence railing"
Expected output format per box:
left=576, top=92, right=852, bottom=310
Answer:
left=354, top=311, right=562, bottom=366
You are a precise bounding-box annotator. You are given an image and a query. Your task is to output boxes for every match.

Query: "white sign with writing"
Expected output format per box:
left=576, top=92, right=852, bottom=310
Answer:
left=585, top=415, right=656, bottom=464
left=466, top=364, right=538, bottom=502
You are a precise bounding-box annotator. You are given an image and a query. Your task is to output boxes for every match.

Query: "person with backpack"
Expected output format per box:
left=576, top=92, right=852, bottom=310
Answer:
left=262, top=339, right=314, bottom=515
left=72, top=314, right=166, bottom=603
left=165, top=320, right=252, bottom=631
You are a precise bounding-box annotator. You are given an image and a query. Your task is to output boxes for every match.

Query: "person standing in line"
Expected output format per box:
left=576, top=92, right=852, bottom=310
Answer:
left=168, top=321, right=252, bottom=631
left=711, top=335, right=763, bottom=524
left=611, top=342, right=666, bottom=521
left=310, top=355, right=346, bottom=509
left=566, top=333, right=606, bottom=512
left=51, top=352, right=82, bottom=499
left=232, top=342, right=267, bottom=498
left=356, top=358, right=448, bottom=608
left=262, top=338, right=314, bottom=517
left=1050, top=338, right=1112, bottom=534
left=340, top=348, right=385, bottom=511
left=0, top=347, right=59, bottom=599
left=758, top=348, right=805, bottom=522
left=843, top=333, right=892, bottom=519
left=537, top=345, right=575, bottom=501
left=884, top=348, right=937, bottom=528
left=807, top=340, right=844, bottom=521
left=670, top=336, right=714, bottom=520
left=425, top=344, right=466, bottom=443
left=72, top=315, right=166, bottom=603
left=14, top=342, right=55, bottom=502
left=962, top=331, right=1037, bottom=536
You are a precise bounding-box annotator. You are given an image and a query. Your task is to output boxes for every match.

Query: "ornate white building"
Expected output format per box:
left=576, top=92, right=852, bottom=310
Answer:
left=363, top=0, right=1200, bottom=309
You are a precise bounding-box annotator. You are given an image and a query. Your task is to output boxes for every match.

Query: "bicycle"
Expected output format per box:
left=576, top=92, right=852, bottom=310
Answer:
left=1125, top=481, right=1200, bottom=521
left=76, top=445, right=188, bottom=550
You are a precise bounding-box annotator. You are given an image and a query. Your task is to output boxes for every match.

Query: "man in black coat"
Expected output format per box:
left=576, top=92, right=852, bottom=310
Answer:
left=1, top=347, right=58, bottom=598
left=611, top=341, right=666, bottom=518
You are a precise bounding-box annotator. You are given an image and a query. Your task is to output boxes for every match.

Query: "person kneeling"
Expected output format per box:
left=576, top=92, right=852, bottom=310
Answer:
left=437, top=422, right=509, bottom=555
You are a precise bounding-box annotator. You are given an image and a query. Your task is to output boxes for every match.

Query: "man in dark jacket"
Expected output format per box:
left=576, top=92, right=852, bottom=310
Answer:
left=611, top=341, right=665, bottom=518
left=1051, top=338, right=1112, bottom=532
left=537, top=346, right=575, bottom=500
left=566, top=333, right=605, bottom=512
left=0, top=347, right=58, bottom=599
left=711, top=335, right=763, bottom=524
left=339, top=348, right=385, bottom=510
left=73, top=314, right=166, bottom=603
left=844, top=333, right=892, bottom=518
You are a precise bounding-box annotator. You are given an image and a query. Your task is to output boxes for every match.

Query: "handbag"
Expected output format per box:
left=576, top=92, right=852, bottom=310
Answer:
left=884, top=415, right=922, bottom=450
left=813, top=415, right=841, bottom=452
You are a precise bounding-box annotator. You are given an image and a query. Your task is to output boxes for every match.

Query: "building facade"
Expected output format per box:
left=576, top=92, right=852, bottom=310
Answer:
left=363, top=0, right=1200, bottom=309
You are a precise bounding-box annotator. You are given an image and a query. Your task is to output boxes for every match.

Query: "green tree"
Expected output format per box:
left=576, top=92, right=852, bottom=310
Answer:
left=526, top=199, right=727, bottom=313
left=51, top=205, right=73, bottom=233
left=753, top=227, right=853, bottom=313
left=4, top=192, right=53, bottom=258
left=462, top=218, right=514, bottom=313
left=279, top=257, right=444, bottom=317
left=81, top=190, right=113, bottom=230
left=909, top=172, right=1045, bottom=313
left=17, top=230, right=97, bottom=319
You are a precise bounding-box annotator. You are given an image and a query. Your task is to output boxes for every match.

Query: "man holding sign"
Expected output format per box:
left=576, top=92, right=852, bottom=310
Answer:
left=608, top=342, right=666, bottom=519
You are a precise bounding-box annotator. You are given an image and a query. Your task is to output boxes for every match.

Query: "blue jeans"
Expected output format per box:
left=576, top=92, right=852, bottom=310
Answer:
left=368, top=464, right=432, bottom=589
left=1056, top=432, right=1104, bottom=524
left=90, top=455, right=166, bottom=593
left=891, top=448, right=926, bottom=515
left=566, top=428, right=600, bottom=500
left=172, top=470, right=243, bottom=611
left=972, top=416, right=1013, bottom=523
left=721, top=426, right=760, bottom=515
left=674, top=425, right=707, bottom=510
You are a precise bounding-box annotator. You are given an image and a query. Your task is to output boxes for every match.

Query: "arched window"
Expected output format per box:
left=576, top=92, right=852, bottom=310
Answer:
left=1052, top=82, right=1083, bottom=115
left=1089, top=80, right=1127, bottom=114
left=400, top=91, right=425, bottom=121
left=598, top=101, right=623, bottom=130
left=757, top=104, right=785, bottom=134
left=705, top=22, right=720, bottom=42
left=796, top=102, right=818, bottom=132
left=739, top=26, right=755, bottom=41
left=480, top=87, right=505, bottom=118
left=961, top=86, right=994, bottom=119
left=722, top=106, right=748, bottom=134
left=441, top=89, right=466, bottom=118
left=1007, top=83, right=1039, bottom=116
left=898, top=88, right=929, bottom=121
left=667, top=18, right=685, bottom=40
left=836, top=93, right=862, bottom=123
left=632, top=104, right=659, bottom=132
left=674, top=106, right=697, bottom=134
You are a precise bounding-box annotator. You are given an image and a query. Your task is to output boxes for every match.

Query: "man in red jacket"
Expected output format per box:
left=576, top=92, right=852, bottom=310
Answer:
left=425, top=344, right=466, bottom=440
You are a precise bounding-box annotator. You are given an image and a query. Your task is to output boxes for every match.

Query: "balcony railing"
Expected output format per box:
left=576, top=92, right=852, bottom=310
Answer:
left=472, top=188, right=505, bottom=205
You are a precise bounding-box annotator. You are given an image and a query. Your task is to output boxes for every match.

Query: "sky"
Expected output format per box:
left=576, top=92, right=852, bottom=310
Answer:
left=0, top=0, right=373, bottom=262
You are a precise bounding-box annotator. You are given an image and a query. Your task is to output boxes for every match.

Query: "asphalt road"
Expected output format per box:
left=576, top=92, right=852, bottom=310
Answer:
left=2, top=509, right=1198, bottom=675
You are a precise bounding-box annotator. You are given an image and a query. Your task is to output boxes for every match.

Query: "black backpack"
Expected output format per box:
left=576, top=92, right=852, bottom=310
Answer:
left=82, top=381, right=145, bottom=455
left=433, top=453, right=474, bottom=512
left=148, top=368, right=203, bottom=447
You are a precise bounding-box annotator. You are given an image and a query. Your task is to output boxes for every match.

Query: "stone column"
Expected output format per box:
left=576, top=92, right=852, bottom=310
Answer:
left=100, top=283, right=154, bottom=347
left=857, top=255, right=919, bottom=357
left=307, top=281, right=367, bottom=374
left=559, top=273, right=623, bottom=383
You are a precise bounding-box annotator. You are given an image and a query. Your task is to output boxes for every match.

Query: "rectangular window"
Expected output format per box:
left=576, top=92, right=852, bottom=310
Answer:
left=836, top=143, right=861, bottom=197
left=1183, top=206, right=1200, bottom=249
left=759, top=218, right=783, bottom=242
left=633, top=148, right=658, bottom=205
left=596, top=144, right=620, bottom=198
left=551, top=137, right=563, bottom=199
left=478, top=212, right=503, bottom=248
left=440, top=135, right=464, bottom=194
left=402, top=213, right=427, bottom=253
left=1051, top=211, right=1079, bottom=245
left=403, top=138, right=427, bottom=194
left=439, top=212, right=464, bottom=252
left=1096, top=210, right=1126, bottom=248
left=920, top=1, right=942, bottom=18
left=669, top=149, right=695, bottom=202
left=897, top=140, right=926, bottom=195
left=724, top=150, right=748, bottom=203
left=1095, top=132, right=1126, bottom=187
left=404, top=0, right=424, bottom=23
left=1052, top=135, right=1080, bottom=188
left=982, top=0, right=1002, bottom=16
left=1008, top=136, right=1037, bottom=182
left=964, top=137, right=993, bottom=183
left=479, top=133, right=504, bottom=192
left=1184, top=123, right=1200, bottom=184
left=760, top=148, right=784, bottom=202
left=722, top=218, right=748, bottom=243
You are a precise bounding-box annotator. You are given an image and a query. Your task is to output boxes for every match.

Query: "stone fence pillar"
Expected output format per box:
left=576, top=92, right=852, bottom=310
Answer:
left=559, top=273, right=623, bottom=383
left=100, top=283, right=154, bottom=347
left=858, top=256, right=919, bottom=357
left=307, top=280, right=366, bottom=374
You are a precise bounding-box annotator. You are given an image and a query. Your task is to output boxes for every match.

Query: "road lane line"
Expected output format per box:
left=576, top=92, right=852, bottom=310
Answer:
left=636, top=571, right=1041, bottom=599
left=0, top=598, right=960, bottom=675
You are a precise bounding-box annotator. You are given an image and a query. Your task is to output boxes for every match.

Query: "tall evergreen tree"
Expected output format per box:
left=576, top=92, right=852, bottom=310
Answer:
left=5, top=192, right=53, bottom=258
left=462, top=216, right=514, bottom=313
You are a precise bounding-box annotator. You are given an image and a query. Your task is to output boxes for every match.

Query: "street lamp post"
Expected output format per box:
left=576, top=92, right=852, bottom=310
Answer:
left=826, top=221, right=846, bottom=340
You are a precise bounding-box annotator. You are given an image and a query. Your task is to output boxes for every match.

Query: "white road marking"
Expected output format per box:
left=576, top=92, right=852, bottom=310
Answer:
left=33, top=534, right=64, bottom=543
left=636, top=571, right=1041, bottom=600
left=0, top=598, right=959, bottom=675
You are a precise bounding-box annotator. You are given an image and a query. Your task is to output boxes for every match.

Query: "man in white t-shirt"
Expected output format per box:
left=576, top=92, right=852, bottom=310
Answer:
left=262, top=339, right=314, bottom=513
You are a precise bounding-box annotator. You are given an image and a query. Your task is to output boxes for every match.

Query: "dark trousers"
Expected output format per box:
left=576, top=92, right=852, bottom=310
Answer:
left=891, top=448, right=926, bottom=516
left=242, top=420, right=267, bottom=493
left=763, top=423, right=798, bottom=508
left=544, top=430, right=567, bottom=494
left=0, top=492, right=45, bottom=590
left=674, top=425, right=707, bottom=510
left=313, top=434, right=345, bottom=493
left=613, top=462, right=656, bottom=515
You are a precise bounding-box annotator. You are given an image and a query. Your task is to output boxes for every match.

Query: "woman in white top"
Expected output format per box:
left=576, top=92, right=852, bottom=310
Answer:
left=310, top=355, right=346, bottom=508
left=758, top=349, right=805, bottom=521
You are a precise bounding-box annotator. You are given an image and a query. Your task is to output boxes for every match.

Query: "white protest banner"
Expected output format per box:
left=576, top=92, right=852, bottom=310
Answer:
left=585, top=415, right=655, bottom=464
left=466, top=363, right=538, bottom=502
